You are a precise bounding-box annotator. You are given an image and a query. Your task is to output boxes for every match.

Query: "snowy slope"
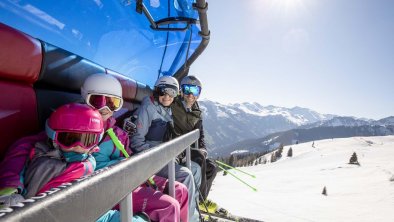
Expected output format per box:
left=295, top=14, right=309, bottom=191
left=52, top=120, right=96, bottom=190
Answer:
left=209, top=136, right=394, bottom=222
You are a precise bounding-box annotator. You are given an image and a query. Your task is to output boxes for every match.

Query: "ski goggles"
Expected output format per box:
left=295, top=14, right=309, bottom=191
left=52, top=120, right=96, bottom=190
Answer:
left=156, top=85, right=178, bottom=98
left=86, top=94, right=123, bottom=112
left=47, top=125, right=103, bottom=150
left=181, top=84, right=201, bottom=96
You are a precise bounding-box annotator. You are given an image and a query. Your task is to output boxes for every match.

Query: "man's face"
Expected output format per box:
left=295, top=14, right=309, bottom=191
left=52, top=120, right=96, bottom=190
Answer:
left=181, top=84, right=200, bottom=107
left=183, top=93, right=197, bottom=107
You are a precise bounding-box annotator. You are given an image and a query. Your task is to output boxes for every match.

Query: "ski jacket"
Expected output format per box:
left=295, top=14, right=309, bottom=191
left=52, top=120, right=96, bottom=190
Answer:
left=171, top=96, right=206, bottom=152
left=0, top=134, right=95, bottom=197
left=130, top=96, right=173, bottom=153
left=23, top=141, right=96, bottom=197
left=94, top=116, right=131, bottom=170
left=0, top=132, right=46, bottom=191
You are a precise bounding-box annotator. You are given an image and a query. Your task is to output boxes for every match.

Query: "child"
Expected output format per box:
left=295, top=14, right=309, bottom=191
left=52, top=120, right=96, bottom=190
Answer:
left=0, top=103, right=100, bottom=200
left=130, top=75, right=200, bottom=221
left=0, top=103, right=147, bottom=221
left=82, top=74, right=189, bottom=222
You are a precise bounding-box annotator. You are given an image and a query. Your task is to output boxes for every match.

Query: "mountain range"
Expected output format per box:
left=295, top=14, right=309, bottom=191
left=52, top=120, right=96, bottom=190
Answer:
left=198, top=100, right=394, bottom=157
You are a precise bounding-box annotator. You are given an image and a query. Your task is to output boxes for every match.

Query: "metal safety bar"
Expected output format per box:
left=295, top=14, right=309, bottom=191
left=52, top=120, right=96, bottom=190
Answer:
left=0, top=130, right=200, bottom=222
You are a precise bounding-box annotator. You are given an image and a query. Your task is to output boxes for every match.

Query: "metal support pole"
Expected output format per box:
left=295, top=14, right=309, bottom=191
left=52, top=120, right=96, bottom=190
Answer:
left=120, top=193, right=132, bottom=222
left=186, top=146, right=191, bottom=170
left=168, top=158, right=176, bottom=198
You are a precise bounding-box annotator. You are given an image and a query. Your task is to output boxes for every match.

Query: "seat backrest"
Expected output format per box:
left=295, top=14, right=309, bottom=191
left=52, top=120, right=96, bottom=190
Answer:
left=0, top=23, right=42, bottom=159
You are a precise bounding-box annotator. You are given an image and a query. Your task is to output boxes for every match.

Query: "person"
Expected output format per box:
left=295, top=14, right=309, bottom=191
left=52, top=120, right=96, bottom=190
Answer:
left=81, top=73, right=189, bottom=222
left=129, top=75, right=201, bottom=221
left=0, top=103, right=101, bottom=200
left=0, top=103, right=147, bottom=222
left=171, top=75, right=219, bottom=214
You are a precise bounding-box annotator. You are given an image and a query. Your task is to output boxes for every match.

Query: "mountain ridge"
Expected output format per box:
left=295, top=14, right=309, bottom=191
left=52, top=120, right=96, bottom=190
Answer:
left=198, top=100, right=394, bottom=157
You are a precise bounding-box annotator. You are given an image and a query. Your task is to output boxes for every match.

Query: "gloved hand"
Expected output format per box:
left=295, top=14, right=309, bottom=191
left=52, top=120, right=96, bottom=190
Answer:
left=200, top=149, right=208, bottom=158
left=0, top=188, right=25, bottom=208
left=123, top=115, right=137, bottom=136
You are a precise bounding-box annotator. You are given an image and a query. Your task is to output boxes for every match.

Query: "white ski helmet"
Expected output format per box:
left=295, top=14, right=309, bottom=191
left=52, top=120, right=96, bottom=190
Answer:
left=180, top=75, right=202, bottom=88
left=154, top=75, right=179, bottom=98
left=81, top=73, right=123, bottom=101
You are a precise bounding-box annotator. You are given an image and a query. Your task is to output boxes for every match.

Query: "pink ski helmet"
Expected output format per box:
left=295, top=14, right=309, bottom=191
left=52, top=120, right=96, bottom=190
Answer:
left=46, top=103, right=104, bottom=150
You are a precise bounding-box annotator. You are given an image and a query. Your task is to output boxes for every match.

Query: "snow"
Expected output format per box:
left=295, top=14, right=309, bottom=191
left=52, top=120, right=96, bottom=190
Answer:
left=230, top=150, right=249, bottom=155
left=234, top=104, right=311, bottom=126
left=209, top=136, right=394, bottom=222
left=217, top=108, right=230, bottom=118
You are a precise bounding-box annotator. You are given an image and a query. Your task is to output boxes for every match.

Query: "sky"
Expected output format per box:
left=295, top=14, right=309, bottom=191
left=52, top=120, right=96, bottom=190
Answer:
left=191, top=0, right=394, bottom=120
left=209, top=136, right=394, bottom=221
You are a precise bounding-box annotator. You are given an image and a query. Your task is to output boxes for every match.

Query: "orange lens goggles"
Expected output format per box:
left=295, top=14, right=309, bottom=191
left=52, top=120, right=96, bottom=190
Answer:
left=87, top=94, right=122, bottom=111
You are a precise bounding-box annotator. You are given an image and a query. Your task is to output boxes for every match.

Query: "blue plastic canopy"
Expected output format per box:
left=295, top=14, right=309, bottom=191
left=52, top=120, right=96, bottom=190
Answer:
left=0, top=0, right=203, bottom=87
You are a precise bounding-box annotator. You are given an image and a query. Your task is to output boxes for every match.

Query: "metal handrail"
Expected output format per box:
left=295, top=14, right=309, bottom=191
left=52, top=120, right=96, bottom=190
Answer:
left=0, top=130, right=200, bottom=222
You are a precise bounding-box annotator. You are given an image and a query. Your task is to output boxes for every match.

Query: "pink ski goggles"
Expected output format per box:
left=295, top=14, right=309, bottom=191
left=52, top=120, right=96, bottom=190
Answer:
left=86, top=94, right=123, bottom=112
left=47, top=125, right=103, bottom=150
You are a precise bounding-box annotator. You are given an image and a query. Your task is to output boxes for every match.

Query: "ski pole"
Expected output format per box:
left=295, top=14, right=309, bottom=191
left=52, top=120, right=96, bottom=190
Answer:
left=107, top=128, right=130, bottom=158
left=215, top=160, right=256, bottom=178
left=217, top=165, right=258, bottom=192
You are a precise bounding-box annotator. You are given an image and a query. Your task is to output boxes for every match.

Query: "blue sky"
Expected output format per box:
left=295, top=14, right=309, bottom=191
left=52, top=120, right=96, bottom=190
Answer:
left=191, top=0, right=394, bottom=119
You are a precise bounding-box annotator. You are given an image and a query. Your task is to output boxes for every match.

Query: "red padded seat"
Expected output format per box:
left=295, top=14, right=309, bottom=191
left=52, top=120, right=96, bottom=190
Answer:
left=0, top=23, right=42, bottom=160
left=0, top=82, right=39, bottom=159
left=0, top=23, right=42, bottom=83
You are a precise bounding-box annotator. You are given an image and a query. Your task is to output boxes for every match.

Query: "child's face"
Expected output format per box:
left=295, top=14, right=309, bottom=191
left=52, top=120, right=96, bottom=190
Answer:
left=98, top=107, right=113, bottom=121
left=61, top=145, right=89, bottom=154
left=59, top=145, right=99, bottom=154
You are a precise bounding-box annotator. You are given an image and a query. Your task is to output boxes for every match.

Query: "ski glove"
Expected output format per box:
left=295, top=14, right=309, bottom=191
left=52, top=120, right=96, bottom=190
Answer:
left=0, top=188, right=25, bottom=208
left=123, top=115, right=137, bottom=136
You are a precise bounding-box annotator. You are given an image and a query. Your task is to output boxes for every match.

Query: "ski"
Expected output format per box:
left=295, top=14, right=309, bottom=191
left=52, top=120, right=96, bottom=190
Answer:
left=201, top=212, right=264, bottom=222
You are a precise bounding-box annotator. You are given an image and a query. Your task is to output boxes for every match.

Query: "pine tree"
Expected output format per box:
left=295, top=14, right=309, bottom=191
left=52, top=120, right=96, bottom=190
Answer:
left=276, top=144, right=284, bottom=158
left=322, top=186, right=327, bottom=196
left=287, top=147, right=293, bottom=157
left=229, top=154, right=235, bottom=167
left=348, top=152, right=360, bottom=165
left=271, top=153, right=276, bottom=162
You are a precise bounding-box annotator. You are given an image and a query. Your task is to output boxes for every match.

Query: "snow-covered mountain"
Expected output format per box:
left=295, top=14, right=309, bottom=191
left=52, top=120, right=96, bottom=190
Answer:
left=377, top=116, right=394, bottom=125
left=302, top=116, right=394, bottom=128
left=215, top=124, right=394, bottom=157
left=199, top=100, right=394, bottom=157
left=199, top=100, right=335, bottom=148
left=210, top=136, right=394, bottom=222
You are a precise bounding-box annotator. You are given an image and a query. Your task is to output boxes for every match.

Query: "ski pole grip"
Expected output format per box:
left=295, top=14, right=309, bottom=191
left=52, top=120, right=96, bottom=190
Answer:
left=106, top=128, right=130, bottom=158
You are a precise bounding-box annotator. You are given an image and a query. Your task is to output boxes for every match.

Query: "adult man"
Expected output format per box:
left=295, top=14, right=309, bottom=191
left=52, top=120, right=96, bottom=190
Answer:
left=171, top=75, right=218, bottom=213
